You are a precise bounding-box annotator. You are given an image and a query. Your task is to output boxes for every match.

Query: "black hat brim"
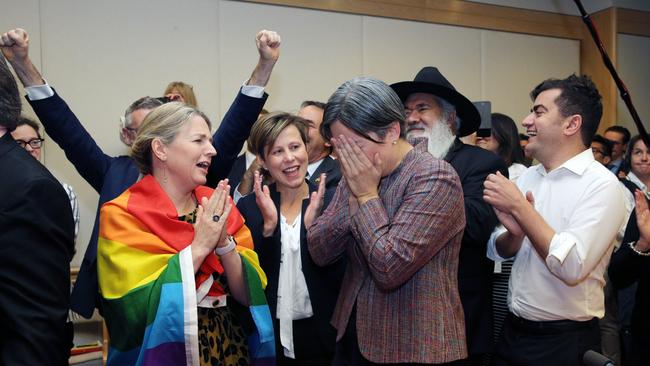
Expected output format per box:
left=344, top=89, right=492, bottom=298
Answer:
left=391, top=81, right=480, bottom=137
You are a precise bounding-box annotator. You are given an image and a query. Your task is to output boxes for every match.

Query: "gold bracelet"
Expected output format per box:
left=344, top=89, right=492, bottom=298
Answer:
left=628, top=241, right=650, bottom=256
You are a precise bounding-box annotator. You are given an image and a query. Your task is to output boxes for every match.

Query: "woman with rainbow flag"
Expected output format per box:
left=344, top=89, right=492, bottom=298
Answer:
left=97, top=102, right=275, bottom=366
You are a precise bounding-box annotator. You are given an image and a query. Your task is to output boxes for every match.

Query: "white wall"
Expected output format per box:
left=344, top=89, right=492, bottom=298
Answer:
left=1, top=0, right=580, bottom=266
left=616, top=33, right=650, bottom=135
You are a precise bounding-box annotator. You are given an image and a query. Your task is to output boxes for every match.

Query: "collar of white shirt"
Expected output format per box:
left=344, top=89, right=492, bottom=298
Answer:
left=536, top=148, right=595, bottom=177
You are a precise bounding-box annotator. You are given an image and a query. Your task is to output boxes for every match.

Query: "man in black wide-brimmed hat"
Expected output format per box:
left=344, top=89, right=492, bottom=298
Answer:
left=392, top=67, right=508, bottom=366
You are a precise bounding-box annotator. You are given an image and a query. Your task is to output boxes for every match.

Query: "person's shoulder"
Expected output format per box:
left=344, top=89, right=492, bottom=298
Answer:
left=410, top=146, right=459, bottom=182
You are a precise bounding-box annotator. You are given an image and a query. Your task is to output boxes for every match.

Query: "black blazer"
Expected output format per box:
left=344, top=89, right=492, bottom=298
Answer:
left=228, top=154, right=247, bottom=196
left=609, top=180, right=650, bottom=363
left=309, top=156, right=342, bottom=190
left=237, top=182, right=345, bottom=359
left=444, top=138, right=509, bottom=355
left=0, top=133, right=75, bottom=365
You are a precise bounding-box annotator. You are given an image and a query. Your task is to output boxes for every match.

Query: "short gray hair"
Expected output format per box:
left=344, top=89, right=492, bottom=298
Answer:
left=130, top=102, right=211, bottom=175
left=123, top=97, right=164, bottom=128
left=321, top=77, right=406, bottom=143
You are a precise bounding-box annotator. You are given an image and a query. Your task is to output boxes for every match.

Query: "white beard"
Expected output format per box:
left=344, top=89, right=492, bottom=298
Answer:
left=426, top=121, right=456, bottom=159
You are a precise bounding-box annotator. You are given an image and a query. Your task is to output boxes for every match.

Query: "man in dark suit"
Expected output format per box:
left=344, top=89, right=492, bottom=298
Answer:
left=1, top=27, right=281, bottom=318
left=0, top=55, right=75, bottom=365
left=298, top=100, right=341, bottom=189
left=392, top=67, right=508, bottom=365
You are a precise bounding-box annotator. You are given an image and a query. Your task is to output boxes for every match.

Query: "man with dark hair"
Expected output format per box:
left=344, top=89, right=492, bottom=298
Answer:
left=591, top=134, right=613, bottom=166
left=604, top=125, right=631, bottom=174
left=483, top=74, right=629, bottom=365
left=392, top=67, right=508, bottom=365
left=0, top=55, right=75, bottom=365
left=1, top=27, right=281, bottom=318
left=298, top=100, right=341, bottom=189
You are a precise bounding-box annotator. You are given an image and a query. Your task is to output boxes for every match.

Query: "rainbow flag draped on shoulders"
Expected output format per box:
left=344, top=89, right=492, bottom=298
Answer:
left=98, top=175, right=275, bottom=366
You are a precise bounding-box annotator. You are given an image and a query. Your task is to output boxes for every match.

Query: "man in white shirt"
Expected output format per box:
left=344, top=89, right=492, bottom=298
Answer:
left=483, top=74, right=627, bottom=365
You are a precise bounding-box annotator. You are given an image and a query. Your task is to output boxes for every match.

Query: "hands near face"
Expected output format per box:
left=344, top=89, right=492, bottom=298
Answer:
left=253, top=170, right=277, bottom=237
left=256, top=29, right=281, bottom=62
left=193, top=180, right=233, bottom=256
left=634, top=190, right=650, bottom=251
left=0, top=28, right=29, bottom=63
left=331, top=135, right=381, bottom=205
left=304, top=173, right=326, bottom=229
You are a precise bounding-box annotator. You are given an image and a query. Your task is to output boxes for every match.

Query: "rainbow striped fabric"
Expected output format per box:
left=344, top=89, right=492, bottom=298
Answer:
left=98, top=175, right=275, bottom=365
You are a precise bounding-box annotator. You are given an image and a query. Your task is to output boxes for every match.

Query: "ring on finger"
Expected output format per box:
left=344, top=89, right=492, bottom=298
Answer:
left=212, top=214, right=221, bottom=222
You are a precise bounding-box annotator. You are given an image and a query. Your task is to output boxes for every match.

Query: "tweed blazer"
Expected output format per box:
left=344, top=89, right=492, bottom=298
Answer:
left=307, top=141, right=467, bottom=364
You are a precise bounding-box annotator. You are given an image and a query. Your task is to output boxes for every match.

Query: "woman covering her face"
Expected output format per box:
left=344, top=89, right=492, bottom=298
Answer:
left=307, top=77, right=467, bottom=364
left=236, top=112, right=345, bottom=365
left=97, top=102, right=274, bottom=366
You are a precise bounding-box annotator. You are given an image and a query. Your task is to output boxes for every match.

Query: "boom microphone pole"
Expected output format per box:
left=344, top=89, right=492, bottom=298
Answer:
left=573, top=0, right=649, bottom=148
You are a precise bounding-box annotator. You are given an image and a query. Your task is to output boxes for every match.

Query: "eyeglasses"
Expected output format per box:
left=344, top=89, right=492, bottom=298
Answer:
left=120, top=116, right=138, bottom=133
left=591, top=147, right=607, bottom=156
left=16, top=138, right=45, bottom=149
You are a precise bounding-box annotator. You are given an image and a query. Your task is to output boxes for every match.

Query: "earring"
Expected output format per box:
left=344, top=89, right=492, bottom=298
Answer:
left=392, top=140, right=397, bottom=145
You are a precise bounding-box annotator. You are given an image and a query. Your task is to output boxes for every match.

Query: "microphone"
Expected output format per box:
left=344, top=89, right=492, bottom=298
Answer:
left=583, top=350, right=614, bottom=366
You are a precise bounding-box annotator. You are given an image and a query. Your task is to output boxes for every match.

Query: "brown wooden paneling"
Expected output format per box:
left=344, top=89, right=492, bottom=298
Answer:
left=244, top=0, right=584, bottom=39
left=618, top=8, right=650, bottom=36
left=579, top=8, right=618, bottom=130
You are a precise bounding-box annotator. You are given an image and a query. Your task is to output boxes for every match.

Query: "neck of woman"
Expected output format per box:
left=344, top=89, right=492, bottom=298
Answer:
left=155, top=175, right=196, bottom=215
left=277, top=181, right=309, bottom=207
left=384, top=139, right=413, bottom=175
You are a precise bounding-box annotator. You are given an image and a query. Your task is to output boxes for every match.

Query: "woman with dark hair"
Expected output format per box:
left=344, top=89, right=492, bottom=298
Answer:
left=476, top=113, right=527, bottom=181
left=236, top=112, right=344, bottom=365
left=609, top=134, right=650, bottom=365
left=307, top=77, right=467, bottom=365
left=97, top=102, right=274, bottom=366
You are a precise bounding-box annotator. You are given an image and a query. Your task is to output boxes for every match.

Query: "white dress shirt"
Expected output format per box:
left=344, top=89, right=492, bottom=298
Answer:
left=488, top=149, right=628, bottom=321
left=276, top=212, right=313, bottom=358
left=507, top=163, right=527, bottom=182
left=306, top=158, right=324, bottom=180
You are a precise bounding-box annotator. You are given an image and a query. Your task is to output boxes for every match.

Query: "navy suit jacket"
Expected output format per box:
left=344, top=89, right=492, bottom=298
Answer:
left=444, top=138, right=508, bottom=355
left=28, top=89, right=267, bottom=318
left=227, top=153, right=248, bottom=196
left=0, top=133, right=75, bottom=365
left=237, top=183, right=344, bottom=359
left=309, top=155, right=342, bottom=190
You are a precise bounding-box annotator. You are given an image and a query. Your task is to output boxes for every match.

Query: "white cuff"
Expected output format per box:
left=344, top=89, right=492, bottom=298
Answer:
left=487, top=225, right=509, bottom=261
left=25, top=82, right=54, bottom=101
left=546, top=232, right=578, bottom=265
left=241, top=80, right=264, bottom=98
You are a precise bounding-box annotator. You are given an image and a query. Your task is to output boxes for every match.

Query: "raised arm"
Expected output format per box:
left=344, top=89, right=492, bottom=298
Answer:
left=0, top=28, right=115, bottom=191
left=208, top=30, right=281, bottom=185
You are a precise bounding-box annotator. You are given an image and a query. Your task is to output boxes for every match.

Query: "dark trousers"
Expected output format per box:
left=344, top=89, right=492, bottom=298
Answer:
left=332, top=306, right=466, bottom=366
left=493, top=313, right=601, bottom=366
